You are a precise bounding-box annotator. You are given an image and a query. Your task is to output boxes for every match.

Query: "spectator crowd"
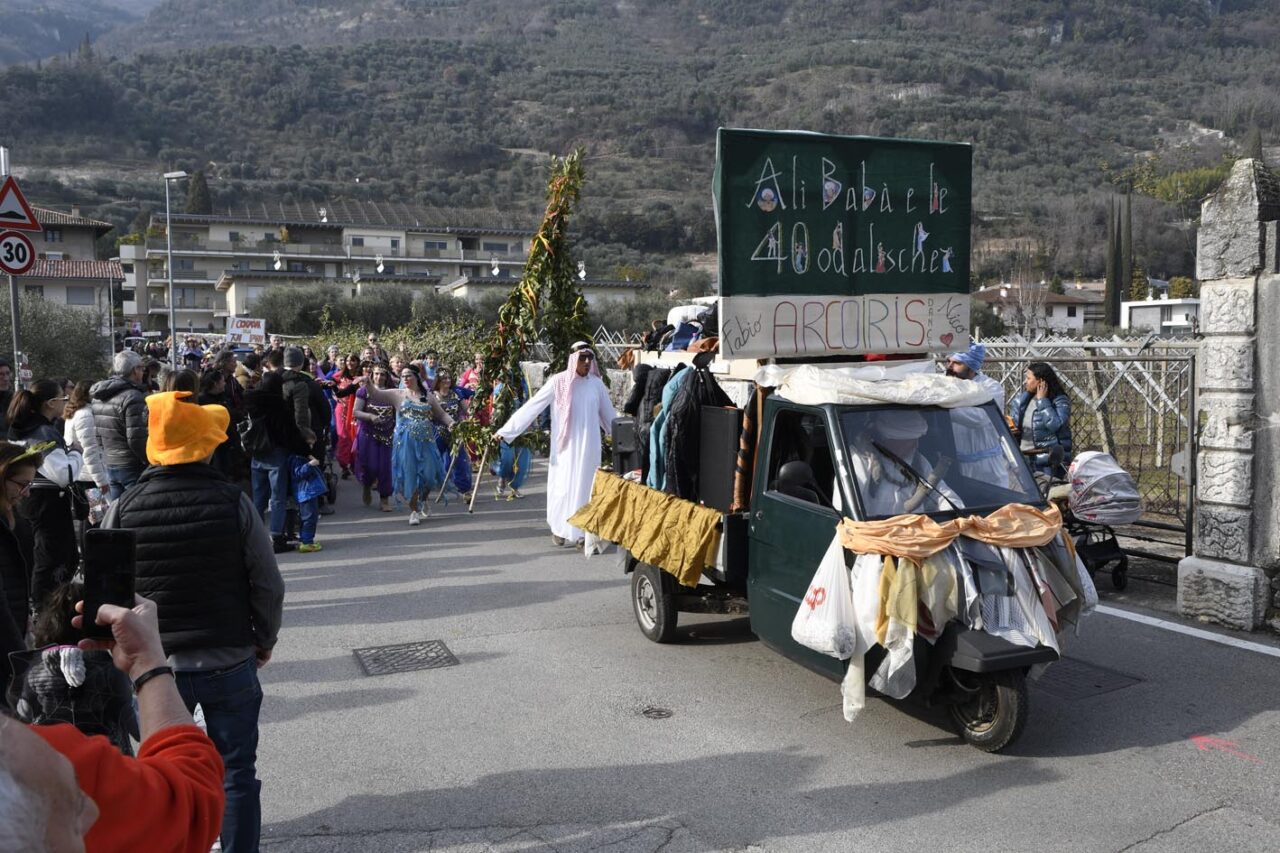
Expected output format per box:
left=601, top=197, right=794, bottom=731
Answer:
left=0, top=331, right=505, bottom=852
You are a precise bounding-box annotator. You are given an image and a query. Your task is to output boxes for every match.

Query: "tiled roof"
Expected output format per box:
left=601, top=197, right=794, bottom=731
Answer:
left=162, top=198, right=536, bottom=235
left=31, top=207, right=113, bottom=230
left=25, top=260, right=124, bottom=280
left=972, top=286, right=1099, bottom=305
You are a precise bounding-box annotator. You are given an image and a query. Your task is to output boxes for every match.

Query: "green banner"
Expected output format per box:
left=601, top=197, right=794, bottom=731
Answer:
left=714, top=128, right=972, bottom=358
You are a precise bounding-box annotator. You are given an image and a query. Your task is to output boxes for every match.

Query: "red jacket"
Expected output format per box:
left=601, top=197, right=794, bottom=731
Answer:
left=33, top=723, right=225, bottom=853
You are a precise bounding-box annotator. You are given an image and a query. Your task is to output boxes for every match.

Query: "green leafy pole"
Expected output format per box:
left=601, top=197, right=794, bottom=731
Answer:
left=451, top=149, right=594, bottom=459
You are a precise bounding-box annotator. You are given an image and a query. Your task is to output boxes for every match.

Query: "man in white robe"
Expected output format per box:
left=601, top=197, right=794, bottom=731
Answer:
left=496, top=342, right=617, bottom=547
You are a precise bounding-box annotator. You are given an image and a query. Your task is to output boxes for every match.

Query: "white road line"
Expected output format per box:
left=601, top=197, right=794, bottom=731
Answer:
left=1096, top=604, right=1280, bottom=659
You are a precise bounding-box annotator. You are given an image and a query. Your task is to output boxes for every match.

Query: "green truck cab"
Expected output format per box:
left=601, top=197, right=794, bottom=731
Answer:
left=622, top=391, right=1062, bottom=752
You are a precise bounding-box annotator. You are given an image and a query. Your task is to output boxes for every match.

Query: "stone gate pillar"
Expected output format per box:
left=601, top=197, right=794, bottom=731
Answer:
left=1178, top=158, right=1280, bottom=630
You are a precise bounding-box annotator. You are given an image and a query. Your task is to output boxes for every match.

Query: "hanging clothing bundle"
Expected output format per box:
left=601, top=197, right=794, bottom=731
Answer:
left=663, top=352, right=732, bottom=502
left=792, top=502, right=1097, bottom=723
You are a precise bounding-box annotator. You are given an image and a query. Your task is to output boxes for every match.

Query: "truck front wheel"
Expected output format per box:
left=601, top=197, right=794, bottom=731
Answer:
left=632, top=563, right=678, bottom=643
left=947, top=670, right=1028, bottom=753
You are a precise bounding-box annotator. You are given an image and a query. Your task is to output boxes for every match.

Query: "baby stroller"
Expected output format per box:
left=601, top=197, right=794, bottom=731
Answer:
left=1046, top=451, right=1142, bottom=590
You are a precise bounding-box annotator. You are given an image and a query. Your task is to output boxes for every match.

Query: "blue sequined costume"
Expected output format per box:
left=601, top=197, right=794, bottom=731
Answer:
left=391, top=399, right=445, bottom=501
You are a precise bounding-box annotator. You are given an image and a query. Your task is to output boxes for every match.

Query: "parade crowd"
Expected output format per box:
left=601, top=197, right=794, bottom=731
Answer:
left=0, top=330, right=569, bottom=853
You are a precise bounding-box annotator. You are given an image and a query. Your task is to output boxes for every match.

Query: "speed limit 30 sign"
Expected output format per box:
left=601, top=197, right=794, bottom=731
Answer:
left=0, top=230, right=35, bottom=275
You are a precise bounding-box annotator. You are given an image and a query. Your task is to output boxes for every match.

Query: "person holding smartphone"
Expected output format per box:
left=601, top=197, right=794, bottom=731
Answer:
left=4, top=593, right=225, bottom=853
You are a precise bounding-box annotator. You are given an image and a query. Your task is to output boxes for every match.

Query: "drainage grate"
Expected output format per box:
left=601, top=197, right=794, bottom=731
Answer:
left=640, top=706, right=673, bottom=719
left=1033, top=658, right=1140, bottom=700
left=353, top=640, right=459, bottom=676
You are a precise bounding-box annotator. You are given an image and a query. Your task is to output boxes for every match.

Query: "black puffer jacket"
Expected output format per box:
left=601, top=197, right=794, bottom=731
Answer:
left=663, top=353, right=730, bottom=501
left=89, top=377, right=149, bottom=469
left=111, top=463, right=252, bottom=653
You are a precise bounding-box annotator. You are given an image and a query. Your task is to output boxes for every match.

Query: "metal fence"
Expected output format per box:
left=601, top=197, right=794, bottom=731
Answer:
left=528, top=326, right=642, bottom=366
left=981, top=335, right=1196, bottom=557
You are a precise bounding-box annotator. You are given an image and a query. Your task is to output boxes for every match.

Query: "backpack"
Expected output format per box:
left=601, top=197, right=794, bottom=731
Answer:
left=237, top=414, right=272, bottom=457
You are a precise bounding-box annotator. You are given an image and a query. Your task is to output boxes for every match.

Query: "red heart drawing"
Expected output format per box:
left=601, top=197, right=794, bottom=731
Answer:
left=940, top=332, right=954, bottom=347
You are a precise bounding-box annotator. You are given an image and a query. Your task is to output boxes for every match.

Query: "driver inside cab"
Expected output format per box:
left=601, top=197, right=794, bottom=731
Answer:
left=848, top=410, right=962, bottom=517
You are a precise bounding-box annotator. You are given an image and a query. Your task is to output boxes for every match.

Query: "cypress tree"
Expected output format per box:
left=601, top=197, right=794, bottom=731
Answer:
left=184, top=171, right=212, bottom=215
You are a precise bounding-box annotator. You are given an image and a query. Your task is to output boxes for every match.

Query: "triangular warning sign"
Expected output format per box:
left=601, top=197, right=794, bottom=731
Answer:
left=0, top=177, right=41, bottom=232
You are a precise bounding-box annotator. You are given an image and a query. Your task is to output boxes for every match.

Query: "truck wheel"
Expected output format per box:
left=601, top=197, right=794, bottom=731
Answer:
left=632, top=563, right=678, bottom=644
left=948, top=670, right=1028, bottom=753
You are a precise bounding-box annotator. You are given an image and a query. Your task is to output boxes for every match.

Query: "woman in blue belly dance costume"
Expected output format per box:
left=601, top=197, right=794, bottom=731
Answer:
left=432, top=368, right=474, bottom=500
left=361, top=363, right=455, bottom=526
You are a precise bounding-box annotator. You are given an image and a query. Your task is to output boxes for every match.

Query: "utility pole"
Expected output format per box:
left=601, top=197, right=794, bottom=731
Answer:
left=163, top=170, right=187, bottom=367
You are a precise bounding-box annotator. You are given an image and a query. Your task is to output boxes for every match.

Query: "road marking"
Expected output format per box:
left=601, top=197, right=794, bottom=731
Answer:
left=1189, top=735, right=1262, bottom=763
left=1096, top=604, right=1280, bottom=659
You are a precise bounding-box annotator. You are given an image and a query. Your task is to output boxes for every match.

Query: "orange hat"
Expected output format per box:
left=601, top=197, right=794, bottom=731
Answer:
left=146, top=391, right=229, bottom=465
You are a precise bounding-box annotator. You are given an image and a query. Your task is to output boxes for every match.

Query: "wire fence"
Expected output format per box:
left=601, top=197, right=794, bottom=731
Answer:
left=981, top=335, right=1197, bottom=552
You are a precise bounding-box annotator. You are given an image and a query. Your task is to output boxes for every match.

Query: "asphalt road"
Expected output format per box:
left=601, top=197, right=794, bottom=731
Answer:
left=258, top=462, right=1280, bottom=852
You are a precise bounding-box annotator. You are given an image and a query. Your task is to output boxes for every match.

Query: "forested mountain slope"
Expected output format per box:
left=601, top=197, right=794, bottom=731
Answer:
left=2, top=0, right=1276, bottom=280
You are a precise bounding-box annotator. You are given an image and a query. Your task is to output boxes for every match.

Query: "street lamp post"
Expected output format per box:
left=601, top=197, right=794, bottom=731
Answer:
left=163, top=170, right=188, bottom=366
left=106, top=257, right=117, bottom=359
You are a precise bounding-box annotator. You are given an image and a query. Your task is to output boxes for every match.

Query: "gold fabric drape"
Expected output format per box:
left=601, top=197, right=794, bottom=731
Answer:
left=568, top=470, right=721, bottom=587
left=838, top=502, right=1063, bottom=561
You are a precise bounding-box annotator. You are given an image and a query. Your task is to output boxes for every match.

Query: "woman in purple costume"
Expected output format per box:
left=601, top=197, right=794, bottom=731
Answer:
left=353, top=361, right=396, bottom=511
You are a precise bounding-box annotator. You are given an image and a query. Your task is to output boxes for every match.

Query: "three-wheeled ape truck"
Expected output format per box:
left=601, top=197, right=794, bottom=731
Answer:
left=579, top=360, right=1092, bottom=752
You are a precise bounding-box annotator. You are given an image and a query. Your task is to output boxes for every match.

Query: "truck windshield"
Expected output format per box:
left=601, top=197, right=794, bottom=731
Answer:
left=840, top=404, right=1042, bottom=520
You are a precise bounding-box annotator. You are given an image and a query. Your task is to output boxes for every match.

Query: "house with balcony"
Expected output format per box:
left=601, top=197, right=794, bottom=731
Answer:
left=119, top=199, right=654, bottom=333
left=18, top=207, right=123, bottom=335
left=972, top=283, right=1105, bottom=335
left=1120, top=295, right=1200, bottom=336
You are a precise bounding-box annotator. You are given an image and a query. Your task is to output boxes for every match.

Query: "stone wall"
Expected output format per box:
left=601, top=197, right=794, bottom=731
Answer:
left=1179, top=159, right=1280, bottom=630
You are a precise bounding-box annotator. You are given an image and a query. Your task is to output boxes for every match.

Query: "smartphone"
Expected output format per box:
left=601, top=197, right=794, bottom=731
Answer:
left=82, top=529, right=137, bottom=640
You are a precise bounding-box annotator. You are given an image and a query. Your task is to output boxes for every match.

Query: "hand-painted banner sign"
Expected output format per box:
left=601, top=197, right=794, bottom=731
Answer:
left=714, top=128, right=972, bottom=359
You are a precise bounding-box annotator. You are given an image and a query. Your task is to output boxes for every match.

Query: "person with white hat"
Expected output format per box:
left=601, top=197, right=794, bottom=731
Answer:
left=495, top=342, right=617, bottom=547
left=847, top=411, right=961, bottom=517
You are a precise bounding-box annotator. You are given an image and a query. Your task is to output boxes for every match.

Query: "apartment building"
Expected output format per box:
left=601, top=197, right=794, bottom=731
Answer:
left=19, top=207, right=123, bottom=335
left=120, top=199, right=651, bottom=333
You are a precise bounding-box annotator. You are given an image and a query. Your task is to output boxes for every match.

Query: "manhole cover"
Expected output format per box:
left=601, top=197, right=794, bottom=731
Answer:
left=640, top=706, right=673, bottom=719
left=1033, top=658, right=1140, bottom=700
left=353, top=640, right=459, bottom=676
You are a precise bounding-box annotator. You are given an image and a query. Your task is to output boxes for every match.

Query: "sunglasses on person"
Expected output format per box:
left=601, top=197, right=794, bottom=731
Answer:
left=579, top=353, right=594, bottom=362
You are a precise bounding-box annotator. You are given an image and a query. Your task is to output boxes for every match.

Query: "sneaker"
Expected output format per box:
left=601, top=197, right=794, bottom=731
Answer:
left=362, top=485, right=372, bottom=506
left=297, top=543, right=323, bottom=553
left=408, top=511, right=421, bottom=526
left=272, top=536, right=296, bottom=554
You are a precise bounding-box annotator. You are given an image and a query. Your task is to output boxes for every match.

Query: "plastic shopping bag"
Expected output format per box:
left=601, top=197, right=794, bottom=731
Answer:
left=790, top=535, right=859, bottom=659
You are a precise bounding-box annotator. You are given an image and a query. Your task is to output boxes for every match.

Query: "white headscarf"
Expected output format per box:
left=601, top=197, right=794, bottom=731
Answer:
left=552, top=342, right=601, bottom=451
